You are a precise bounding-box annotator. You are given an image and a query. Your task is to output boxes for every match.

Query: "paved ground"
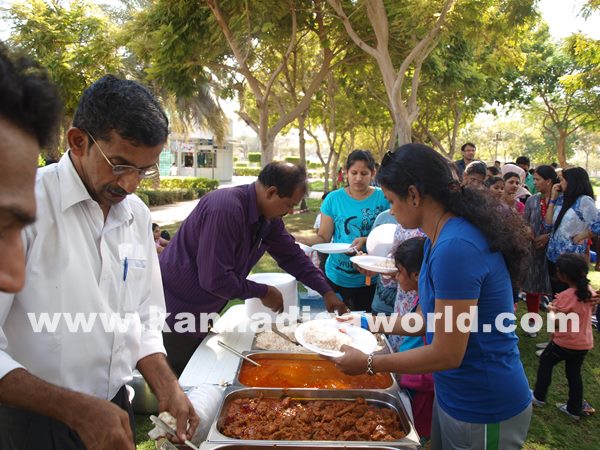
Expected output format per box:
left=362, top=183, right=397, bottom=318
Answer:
left=150, top=175, right=323, bottom=226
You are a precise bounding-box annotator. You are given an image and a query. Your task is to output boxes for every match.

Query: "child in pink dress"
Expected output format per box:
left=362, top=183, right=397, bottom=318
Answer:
left=532, top=253, right=595, bottom=420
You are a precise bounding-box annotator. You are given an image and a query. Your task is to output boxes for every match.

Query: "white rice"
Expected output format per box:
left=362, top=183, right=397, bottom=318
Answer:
left=254, top=325, right=305, bottom=352
left=374, top=258, right=396, bottom=269
left=301, top=323, right=352, bottom=351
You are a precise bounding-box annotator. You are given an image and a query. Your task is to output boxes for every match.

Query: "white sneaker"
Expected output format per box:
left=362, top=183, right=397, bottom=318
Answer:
left=536, top=349, right=544, bottom=357
left=530, top=389, right=545, bottom=407
left=556, top=403, right=580, bottom=421
left=536, top=342, right=549, bottom=349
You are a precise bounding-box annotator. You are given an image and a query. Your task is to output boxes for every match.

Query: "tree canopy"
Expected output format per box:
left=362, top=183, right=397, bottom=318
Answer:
left=3, top=0, right=599, bottom=168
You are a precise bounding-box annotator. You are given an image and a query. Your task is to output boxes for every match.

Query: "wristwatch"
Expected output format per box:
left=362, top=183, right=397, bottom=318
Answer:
left=366, top=352, right=376, bottom=376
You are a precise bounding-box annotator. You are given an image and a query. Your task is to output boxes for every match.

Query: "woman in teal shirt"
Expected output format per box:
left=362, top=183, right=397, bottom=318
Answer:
left=316, top=150, right=389, bottom=311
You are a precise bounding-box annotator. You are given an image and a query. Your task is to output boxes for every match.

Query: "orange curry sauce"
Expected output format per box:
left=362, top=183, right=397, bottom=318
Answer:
left=239, top=357, right=392, bottom=389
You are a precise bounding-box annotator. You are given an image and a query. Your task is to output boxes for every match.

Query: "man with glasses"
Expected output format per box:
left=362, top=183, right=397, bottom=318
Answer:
left=0, top=75, right=197, bottom=449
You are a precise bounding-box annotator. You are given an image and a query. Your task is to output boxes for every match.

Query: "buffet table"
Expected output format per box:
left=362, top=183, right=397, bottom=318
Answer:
left=179, top=304, right=419, bottom=449
left=180, top=305, right=255, bottom=387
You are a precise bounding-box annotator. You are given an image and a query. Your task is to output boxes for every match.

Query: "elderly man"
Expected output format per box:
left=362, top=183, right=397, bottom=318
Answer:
left=160, top=162, right=348, bottom=376
left=0, top=73, right=197, bottom=449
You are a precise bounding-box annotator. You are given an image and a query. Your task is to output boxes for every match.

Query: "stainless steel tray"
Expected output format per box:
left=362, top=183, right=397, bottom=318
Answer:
left=232, top=352, right=399, bottom=392
left=206, top=387, right=420, bottom=449
left=200, top=444, right=402, bottom=450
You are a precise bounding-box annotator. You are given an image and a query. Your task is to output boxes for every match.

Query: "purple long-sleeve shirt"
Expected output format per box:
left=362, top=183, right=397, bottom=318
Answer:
left=159, top=183, right=332, bottom=336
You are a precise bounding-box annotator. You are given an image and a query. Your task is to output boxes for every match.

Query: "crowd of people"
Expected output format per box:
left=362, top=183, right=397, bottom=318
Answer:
left=1, top=42, right=599, bottom=450
left=320, top=143, right=598, bottom=448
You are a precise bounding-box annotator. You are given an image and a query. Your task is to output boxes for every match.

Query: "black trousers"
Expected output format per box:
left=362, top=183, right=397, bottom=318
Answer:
left=326, top=276, right=376, bottom=312
left=163, top=331, right=204, bottom=378
left=0, top=385, right=135, bottom=449
left=533, top=341, right=588, bottom=416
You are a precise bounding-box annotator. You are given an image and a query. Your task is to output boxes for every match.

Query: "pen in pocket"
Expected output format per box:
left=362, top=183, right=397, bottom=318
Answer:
left=123, top=257, right=128, bottom=282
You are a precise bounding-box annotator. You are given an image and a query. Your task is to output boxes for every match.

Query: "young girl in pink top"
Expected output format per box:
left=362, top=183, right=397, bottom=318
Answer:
left=532, top=253, right=595, bottom=420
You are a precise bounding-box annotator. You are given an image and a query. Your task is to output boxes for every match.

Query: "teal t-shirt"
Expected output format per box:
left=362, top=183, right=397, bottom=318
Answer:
left=419, top=217, right=531, bottom=423
left=321, top=188, right=389, bottom=287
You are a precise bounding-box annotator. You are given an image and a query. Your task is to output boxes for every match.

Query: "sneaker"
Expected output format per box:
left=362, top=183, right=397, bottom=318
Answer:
left=536, top=342, right=549, bottom=349
left=582, top=400, right=596, bottom=416
left=530, top=389, right=545, bottom=407
left=536, top=349, right=544, bottom=357
left=525, top=332, right=538, bottom=338
left=556, top=403, right=580, bottom=421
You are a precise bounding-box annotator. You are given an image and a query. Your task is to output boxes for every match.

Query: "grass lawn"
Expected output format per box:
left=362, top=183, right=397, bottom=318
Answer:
left=137, top=197, right=600, bottom=449
left=308, top=179, right=324, bottom=192
left=591, top=177, right=599, bottom=198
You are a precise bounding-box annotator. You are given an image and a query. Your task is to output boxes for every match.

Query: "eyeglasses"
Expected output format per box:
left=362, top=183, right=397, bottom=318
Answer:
left=84, top=131, right=159, bottom=179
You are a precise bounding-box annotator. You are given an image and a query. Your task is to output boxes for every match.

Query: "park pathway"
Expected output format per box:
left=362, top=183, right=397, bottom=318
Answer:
left=149, top=176, right=323, bottom=226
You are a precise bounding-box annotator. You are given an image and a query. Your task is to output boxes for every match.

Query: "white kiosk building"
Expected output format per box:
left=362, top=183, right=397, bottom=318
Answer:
left=159, top=136, right=234, bottom=182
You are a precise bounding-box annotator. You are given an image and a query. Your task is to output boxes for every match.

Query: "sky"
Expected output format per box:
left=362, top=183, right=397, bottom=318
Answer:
left=538, top=0, right=600, bottom=39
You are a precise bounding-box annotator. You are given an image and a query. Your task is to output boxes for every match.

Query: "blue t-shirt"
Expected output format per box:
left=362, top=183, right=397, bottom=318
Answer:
left=419, top=217, right=531, bottom=423
left=321, top=188, right=389, bottom=287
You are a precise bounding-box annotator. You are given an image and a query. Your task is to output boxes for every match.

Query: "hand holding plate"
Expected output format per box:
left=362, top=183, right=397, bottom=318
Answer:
left=331, top=345, right=370, bottom=375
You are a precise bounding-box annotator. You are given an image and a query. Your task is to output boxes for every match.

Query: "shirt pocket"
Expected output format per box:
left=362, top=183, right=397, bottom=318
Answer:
left=118, top=243, right=148, bottom=312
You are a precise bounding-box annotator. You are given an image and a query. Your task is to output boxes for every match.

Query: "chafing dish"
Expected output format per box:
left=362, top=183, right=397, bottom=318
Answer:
left=206, top=387, right=420, bottom=449
left=200, top=445, right=402, bottom=450
left=233, top=352, right=398, bottom=392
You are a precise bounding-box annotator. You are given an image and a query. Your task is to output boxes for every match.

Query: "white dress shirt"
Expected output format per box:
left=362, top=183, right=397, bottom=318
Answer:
left=0, top=152, right=166, bottom=400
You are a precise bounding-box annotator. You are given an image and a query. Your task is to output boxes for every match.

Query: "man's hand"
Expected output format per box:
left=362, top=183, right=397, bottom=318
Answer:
left=156, top=387, right=199, bottom=443
left=323, top=291, right=350, bottom=315
left=70, top=397, right=135, bottom=450
left=0, top=369, right=135, bottom=450
left=137, top=354, right=199, bottom=444
left=329, top=345, right=369, bottom=375
left=261, top=285, right=284, bottom=313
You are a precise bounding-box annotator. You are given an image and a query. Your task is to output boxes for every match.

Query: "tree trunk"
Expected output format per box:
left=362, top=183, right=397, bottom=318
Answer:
left=298, top=113, right=307, bottom=167
left=259, top=104, right=274, bottom=165
left=260, top=135, right=275, bottom=166
left=331, top=151, right=341, bottom=191
left=298, top=113, right=307, bottom=210
left=557, top=130, right=568, bottom=168
left=389, top=114, right=412, bottom=150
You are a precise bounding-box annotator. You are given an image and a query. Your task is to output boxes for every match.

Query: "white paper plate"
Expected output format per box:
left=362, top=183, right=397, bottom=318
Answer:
left=311, top=243, right=354, bottom=254
left=294, top=318, right=378, bottom=357
left=366, top=223, right=397, bottom=257
left=350, top=255, right=397, bottom=275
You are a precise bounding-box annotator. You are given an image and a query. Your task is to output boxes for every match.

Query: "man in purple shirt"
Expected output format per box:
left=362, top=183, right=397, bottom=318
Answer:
left=160, top=162, right=348, bottom=375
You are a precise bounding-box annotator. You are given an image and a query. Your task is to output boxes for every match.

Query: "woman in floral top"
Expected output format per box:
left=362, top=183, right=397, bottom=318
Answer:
left=545, top=167, right=598, bottom=294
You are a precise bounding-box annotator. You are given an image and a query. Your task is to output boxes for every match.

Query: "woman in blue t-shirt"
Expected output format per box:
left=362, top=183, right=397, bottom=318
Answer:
left=316, top=150, right=389, bottom=311
left=333, top=144, right=533, bottom=450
